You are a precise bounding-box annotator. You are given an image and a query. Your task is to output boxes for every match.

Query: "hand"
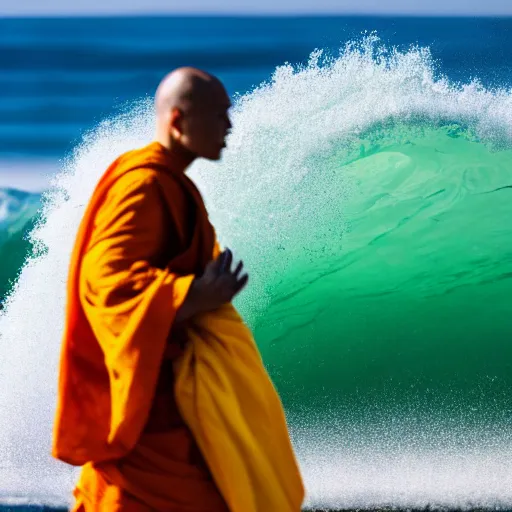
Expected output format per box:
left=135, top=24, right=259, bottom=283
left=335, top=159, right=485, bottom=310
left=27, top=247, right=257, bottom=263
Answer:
left=199, top=247, right=249, bottom=304
left=175, top=249, right=248, bottom=322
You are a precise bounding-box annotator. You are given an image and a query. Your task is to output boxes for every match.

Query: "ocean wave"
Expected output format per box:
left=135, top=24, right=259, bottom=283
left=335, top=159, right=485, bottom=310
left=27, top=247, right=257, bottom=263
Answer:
left=0, top=188, right=41, bottom=307
left=0, top=188, right=41, bottom=228
left=1, top=37, right=512, bottom=509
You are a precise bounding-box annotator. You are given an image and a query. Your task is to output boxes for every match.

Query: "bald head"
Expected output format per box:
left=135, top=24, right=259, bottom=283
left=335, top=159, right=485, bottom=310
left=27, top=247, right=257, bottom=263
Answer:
left=154, top=67, right=232, bottom=162
left=155, top=67, right=226, bottom=117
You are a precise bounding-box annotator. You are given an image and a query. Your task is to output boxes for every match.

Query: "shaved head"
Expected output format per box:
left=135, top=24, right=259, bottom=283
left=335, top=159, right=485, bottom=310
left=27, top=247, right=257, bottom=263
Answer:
left=155, top=67, right=226, bottom=116
left=154, top=67, right=232, bottom=162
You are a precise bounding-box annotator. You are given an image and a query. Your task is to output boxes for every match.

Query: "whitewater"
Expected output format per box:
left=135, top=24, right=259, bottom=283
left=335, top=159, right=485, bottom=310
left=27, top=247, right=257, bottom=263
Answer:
left=1, top=37, right=512, bottom=510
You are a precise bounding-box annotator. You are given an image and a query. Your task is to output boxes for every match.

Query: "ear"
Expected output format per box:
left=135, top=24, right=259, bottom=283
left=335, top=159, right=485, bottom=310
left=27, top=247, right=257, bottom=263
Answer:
left=169, top=107, right=184, bottom=140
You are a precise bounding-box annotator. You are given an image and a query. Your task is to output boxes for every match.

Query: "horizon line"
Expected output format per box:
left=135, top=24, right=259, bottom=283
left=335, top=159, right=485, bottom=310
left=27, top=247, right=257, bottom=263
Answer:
left=1, top=11, right=512, bottom=18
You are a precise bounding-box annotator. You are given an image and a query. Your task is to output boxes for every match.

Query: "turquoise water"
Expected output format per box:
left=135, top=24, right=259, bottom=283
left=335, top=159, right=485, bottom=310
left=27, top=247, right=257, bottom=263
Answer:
left=1, top=19, right=512, bottom=511
left=260, top=124, right=512, bottom=414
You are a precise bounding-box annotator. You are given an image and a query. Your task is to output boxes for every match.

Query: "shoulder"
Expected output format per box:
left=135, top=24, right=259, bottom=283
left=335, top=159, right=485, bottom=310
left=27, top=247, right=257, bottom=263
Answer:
left=94, top=169, right=166, bottom=229
left=107, top=168, right=161, bottom=200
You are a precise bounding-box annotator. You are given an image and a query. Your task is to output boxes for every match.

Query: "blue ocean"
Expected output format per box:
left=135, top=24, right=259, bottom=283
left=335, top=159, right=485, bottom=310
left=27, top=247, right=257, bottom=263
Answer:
left=1, top=16, right=512, bottom=511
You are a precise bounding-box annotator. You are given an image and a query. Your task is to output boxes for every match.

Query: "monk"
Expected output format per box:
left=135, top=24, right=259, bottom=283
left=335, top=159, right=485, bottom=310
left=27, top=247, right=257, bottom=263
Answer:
left=52, top=68, right=305, bottom=512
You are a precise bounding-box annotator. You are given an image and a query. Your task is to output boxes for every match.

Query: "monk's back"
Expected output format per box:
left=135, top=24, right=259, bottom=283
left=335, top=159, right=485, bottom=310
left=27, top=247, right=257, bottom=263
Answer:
left=57, top=144, right=229, bottom=511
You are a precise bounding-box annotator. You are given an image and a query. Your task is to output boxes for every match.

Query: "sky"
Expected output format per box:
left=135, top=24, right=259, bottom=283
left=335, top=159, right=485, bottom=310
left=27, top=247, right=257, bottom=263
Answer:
left=1, top=0, right=511, bottom=16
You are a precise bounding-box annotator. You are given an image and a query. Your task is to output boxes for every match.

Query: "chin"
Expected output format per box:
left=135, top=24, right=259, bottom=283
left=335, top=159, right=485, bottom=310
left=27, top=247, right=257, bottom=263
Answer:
left=204, top=150, right=223, bottom=161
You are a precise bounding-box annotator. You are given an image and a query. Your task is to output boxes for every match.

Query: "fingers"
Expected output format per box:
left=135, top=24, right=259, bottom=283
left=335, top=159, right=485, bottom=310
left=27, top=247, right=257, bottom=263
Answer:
left=234, top=260, right=243, bottom=278
left=205, top=249, right=249, bottom=301
left=206, top=248, right=231, bottom=277
left=235, top=273, right=249, bottom=294
left=227, top=257, right=247, bottom=296
left=211, top=248, right=233, bottom=275
left=215, top=266, right=248, bottom=299
left=220, top=248, right=233, bottom=274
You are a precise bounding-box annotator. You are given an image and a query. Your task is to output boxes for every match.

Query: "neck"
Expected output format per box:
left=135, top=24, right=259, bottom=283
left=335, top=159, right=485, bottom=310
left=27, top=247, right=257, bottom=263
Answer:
left=154, top=132, right=196, bottom=173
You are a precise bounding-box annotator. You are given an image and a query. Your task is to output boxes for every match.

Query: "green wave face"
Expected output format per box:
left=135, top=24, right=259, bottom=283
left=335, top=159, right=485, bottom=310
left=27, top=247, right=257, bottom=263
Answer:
left=0, top=221, right=38, bottom=306
left=239, top=124, right=512, bottom=509
left=256, top=124, right=512, bottom=421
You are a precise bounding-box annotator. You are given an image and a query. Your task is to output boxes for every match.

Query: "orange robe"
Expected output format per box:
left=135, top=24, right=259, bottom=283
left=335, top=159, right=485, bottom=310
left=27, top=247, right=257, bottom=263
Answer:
left=52, top=142, right=305, bottom=512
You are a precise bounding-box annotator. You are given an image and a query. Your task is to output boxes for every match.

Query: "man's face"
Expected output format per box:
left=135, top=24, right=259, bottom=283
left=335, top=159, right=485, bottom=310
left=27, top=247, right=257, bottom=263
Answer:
left=179, top=86, right=232, bottom=161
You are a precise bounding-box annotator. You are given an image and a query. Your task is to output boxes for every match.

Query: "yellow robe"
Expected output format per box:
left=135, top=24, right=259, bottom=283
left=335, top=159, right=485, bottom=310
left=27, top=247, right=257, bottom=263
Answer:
left=52, top=142, right=305, bottom=511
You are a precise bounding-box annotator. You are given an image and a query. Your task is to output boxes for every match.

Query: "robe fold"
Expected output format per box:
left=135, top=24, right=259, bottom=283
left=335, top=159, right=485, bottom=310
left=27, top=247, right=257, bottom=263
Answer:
left=53, top=141, right=305, bottom=511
